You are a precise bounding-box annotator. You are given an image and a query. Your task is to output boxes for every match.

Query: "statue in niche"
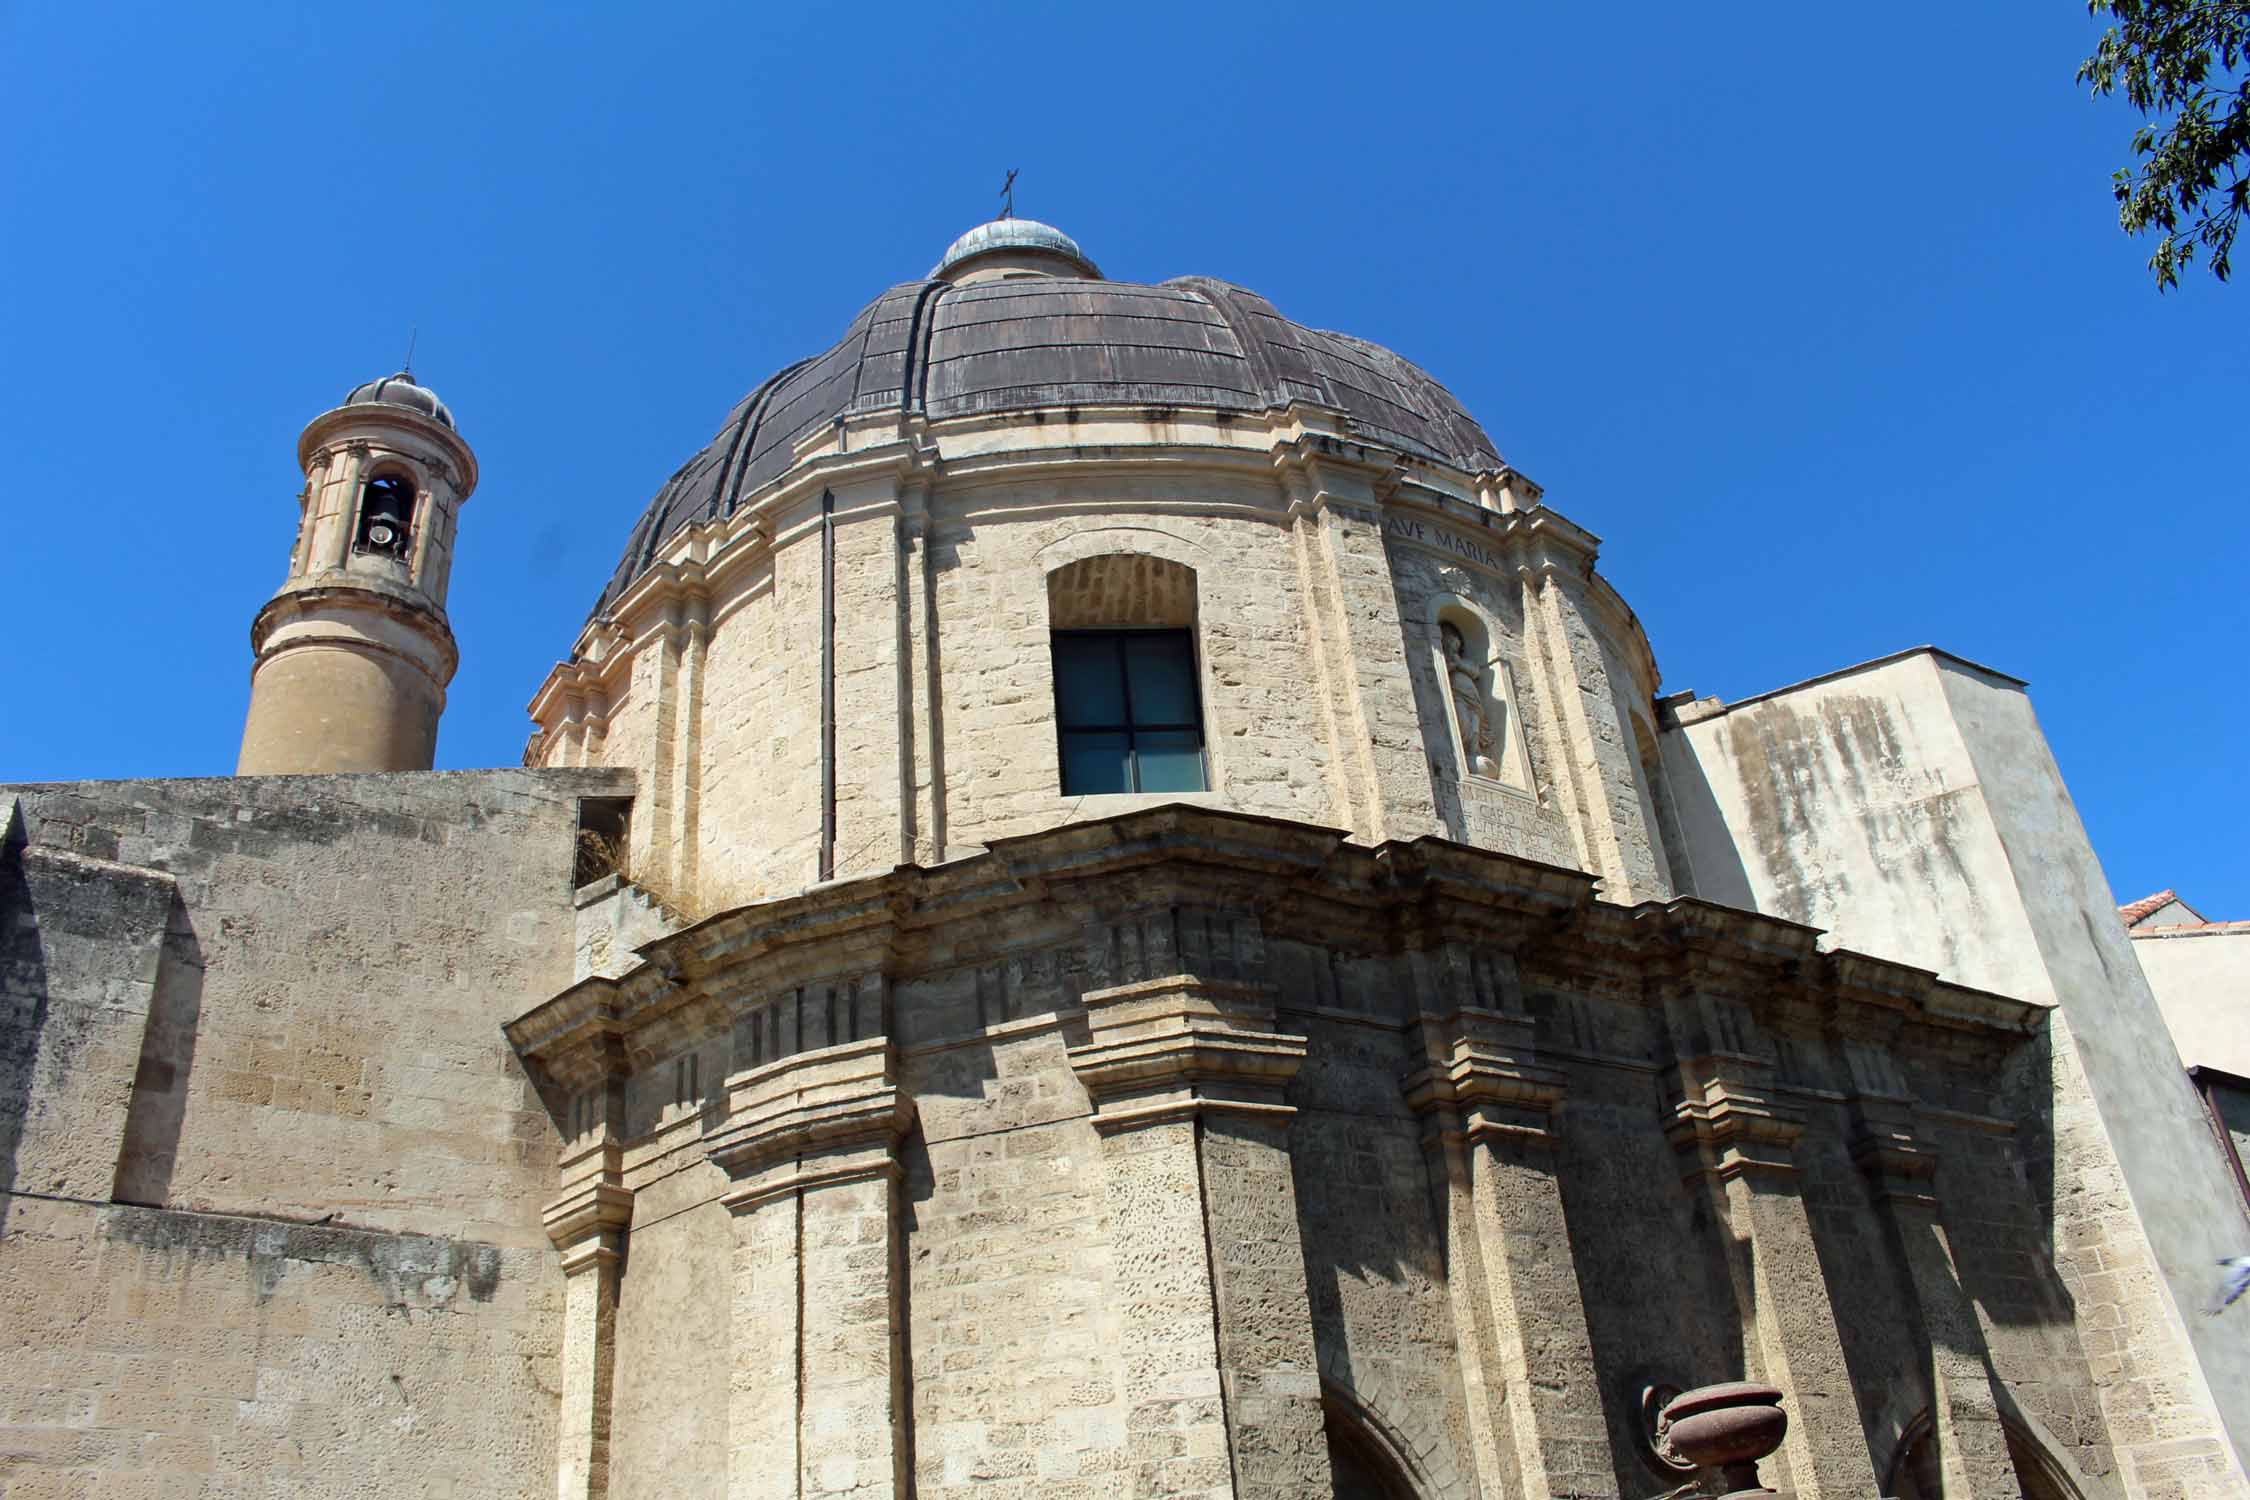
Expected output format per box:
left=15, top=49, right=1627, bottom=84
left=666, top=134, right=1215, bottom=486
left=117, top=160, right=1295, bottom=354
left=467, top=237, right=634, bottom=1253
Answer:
left=1441, top=621, right=1501, bottom=778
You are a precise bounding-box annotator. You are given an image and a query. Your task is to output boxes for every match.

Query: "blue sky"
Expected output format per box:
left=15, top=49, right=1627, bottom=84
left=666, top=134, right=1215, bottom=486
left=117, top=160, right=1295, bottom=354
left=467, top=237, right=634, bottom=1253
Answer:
left=3, top=2, right=2243, bottom=914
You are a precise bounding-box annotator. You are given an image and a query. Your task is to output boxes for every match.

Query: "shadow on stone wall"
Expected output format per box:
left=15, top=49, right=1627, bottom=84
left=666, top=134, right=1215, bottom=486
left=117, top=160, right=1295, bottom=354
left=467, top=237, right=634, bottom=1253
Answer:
left=1650, top=735, right=1755, bottom=909
left=112, top=896, right=204, bottom=1207
left=0, top=805, right=47, bottom=1239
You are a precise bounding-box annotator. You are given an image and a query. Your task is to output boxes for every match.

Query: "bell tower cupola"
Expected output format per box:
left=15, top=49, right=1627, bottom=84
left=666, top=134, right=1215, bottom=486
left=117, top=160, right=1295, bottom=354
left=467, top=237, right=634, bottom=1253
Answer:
left=236, top=371, right=479, bottom=774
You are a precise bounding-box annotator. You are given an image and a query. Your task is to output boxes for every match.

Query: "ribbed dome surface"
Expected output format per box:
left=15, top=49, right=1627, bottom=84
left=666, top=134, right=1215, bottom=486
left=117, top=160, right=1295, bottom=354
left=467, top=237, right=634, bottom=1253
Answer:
left=343, top=371, right=454, bottom=430
left=592, top=274, right=1502, bottom=617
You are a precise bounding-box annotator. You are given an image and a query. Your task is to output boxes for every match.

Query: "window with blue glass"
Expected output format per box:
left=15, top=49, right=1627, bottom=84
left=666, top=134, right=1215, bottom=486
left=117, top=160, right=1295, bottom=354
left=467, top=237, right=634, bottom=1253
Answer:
left=1051, top=629, right=1208, bottom=795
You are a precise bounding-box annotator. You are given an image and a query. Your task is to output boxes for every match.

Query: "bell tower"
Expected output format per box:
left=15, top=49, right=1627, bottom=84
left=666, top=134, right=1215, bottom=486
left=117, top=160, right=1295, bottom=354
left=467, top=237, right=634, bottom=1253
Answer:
left=237, top=372, right=478, bottom=774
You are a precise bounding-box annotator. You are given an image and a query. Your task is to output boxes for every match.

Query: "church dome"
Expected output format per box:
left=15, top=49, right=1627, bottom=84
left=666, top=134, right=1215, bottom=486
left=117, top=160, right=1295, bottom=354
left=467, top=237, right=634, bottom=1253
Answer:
left=343, top=370, right=455, bottom=430
left=592, top=226, right=1504, bottom=616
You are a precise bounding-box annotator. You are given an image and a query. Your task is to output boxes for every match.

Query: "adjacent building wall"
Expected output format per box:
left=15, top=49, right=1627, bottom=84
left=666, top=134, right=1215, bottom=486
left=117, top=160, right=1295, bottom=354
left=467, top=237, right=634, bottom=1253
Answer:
left=0, top=766, right=631, bottom=1499
left=1659, top=648, right=2250, bottom=1495
left=2136, top=926, right=2250, bottom=1077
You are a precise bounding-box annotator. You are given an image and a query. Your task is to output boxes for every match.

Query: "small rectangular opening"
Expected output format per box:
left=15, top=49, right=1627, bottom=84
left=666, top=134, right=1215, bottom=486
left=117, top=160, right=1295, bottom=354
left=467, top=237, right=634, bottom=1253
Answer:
left=575, top=796, right=632, bottom=886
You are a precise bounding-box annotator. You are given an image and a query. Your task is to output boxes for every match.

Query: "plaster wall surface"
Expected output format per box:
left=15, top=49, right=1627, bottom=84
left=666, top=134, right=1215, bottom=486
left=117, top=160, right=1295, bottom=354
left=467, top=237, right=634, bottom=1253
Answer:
left=2212, top=1088, right=2250, bottom=1193
left=237, top=640, right=444, bottom=775
left=1659, top=649, right=2250, bottom=1495
left=0, top=766, right=631, bottom=1499
left=2134, top=927, right=2250, bottom=1075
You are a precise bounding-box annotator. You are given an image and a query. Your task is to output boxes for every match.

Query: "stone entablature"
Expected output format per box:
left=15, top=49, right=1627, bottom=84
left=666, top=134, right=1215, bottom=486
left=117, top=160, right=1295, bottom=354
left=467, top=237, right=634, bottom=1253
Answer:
left=504, top=803, right=2094, bottom=1500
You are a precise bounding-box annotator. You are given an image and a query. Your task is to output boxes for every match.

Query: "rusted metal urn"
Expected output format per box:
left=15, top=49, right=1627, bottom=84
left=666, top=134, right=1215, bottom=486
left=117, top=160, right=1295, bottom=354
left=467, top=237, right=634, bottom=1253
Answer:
left=1658, top=1381, right=1788, bottom=1495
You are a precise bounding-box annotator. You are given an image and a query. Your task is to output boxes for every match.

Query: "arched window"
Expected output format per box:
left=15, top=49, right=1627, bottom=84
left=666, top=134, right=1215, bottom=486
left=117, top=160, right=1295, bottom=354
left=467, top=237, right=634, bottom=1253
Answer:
left=355, top=472, right=416, bottom=559
left=1046, top=554, right=1208, bottom=795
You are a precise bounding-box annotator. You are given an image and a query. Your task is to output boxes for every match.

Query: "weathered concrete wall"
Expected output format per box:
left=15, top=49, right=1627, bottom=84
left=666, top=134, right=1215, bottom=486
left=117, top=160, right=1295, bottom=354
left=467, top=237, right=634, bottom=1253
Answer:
left=0, top=766, right=630, bottom=1499
left=2135, top=926, right=2250, bottom=1075
left=1660, top=649, right=2250, bottom=1495
left=1, top=1196, right=555, bottom=1499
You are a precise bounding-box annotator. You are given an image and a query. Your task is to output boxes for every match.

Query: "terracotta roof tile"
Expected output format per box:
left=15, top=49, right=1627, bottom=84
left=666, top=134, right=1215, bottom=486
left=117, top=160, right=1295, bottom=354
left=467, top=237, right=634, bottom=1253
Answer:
left=2119, top=889, right=2179, bottom=927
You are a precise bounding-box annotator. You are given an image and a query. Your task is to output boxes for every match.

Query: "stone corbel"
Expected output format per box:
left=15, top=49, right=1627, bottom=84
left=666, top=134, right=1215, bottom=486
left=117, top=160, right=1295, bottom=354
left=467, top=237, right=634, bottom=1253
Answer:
left=703, top=1034, right=914, bottom=1202
left=1403, top=1004, right=1566, bottom=1143
left=1666, top=1065, right=1808, bottom=1183
left=544, top=1136, right=634, bottom=1258
left=1493, top=464, right=1543, bottom=512
left=1849, top=1099, right=1942, bottom=1207
left=1066, top=975, right=1307, bottom=1131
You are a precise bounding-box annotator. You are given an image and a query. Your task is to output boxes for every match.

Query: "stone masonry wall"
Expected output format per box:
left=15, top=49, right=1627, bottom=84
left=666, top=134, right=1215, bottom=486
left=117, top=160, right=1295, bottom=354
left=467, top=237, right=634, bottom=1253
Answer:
left=1, top=1195, right=556, bottom=1500
left=524, top=809, right=2123, bottom=1500
left=540, top=447, right=1683, bottom=922
left=0, top=766, right=630, bottom=1498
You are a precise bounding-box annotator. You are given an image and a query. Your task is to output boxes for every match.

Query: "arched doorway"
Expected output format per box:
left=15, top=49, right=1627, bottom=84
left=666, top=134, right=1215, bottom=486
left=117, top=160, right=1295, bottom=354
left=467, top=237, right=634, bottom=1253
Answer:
left=1323, top=1386, right=1424, bottom=1500
left=1887, top=1409, right=2090, bottom=1500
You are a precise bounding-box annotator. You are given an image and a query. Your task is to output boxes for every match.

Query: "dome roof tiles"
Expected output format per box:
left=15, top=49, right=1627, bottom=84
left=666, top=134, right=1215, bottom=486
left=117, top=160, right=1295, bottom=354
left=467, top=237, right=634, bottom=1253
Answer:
left=343, top=371, right=455, bottom=430
left=590, top=274, right=1501, bottom=618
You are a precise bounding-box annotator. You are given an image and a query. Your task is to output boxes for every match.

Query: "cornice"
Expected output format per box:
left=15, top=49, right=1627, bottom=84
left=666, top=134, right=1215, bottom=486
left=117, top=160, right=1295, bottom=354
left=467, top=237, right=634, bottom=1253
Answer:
left=702, top=1036, right=912, bottom=1187
left=297, top=405, right=478, bottom=496
left=247, top=586, right=459, bottom=684
left=1067, top=976, right=1307, bottom=1120
left=505, top=803, right=2052, bottom=1097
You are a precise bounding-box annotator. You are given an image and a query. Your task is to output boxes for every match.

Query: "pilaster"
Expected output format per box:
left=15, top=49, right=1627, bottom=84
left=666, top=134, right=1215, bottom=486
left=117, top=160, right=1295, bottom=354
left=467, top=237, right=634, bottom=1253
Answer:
left=1404, top=949, right=1616, bottom=1500
left=1067, top=966, right=1331, bottom=1500
left=1842, top=1038, right=2021, bottom=1499
left=327, top=441, right=368, bottom=571
left=1279, top=452, right=1440, bottom=845
left=543, top=1135, right=633, bottom=1500
left=1662, top=992, right=1876, bottom=1500
left=896, top=464, right=943, bottom=866
left=704, top=1034, right=914, bottom=1500
left=827, top=478, right=910, bottom=883
left=1519, top=565, right=1664, bottom=902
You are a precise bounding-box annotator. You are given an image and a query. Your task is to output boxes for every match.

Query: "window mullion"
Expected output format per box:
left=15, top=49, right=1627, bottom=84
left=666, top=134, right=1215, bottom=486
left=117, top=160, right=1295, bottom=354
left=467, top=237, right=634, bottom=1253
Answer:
left=1114, top=633, right=1141, bottom=792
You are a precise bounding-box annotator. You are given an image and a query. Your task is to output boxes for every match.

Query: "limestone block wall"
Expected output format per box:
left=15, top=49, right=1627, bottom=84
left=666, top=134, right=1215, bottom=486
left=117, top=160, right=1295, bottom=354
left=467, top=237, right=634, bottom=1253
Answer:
left=0, top=766, right=631, bottom=1499
left=509, top=805, right=2123, bottom=1500
left=1659, top=648, right=2250, bottom=1497
left=529, top=410, right=1680, bottom=921
left=927, top=481, right=1341, bottom=849
left=2, top=1196, right=555, bottom=1499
